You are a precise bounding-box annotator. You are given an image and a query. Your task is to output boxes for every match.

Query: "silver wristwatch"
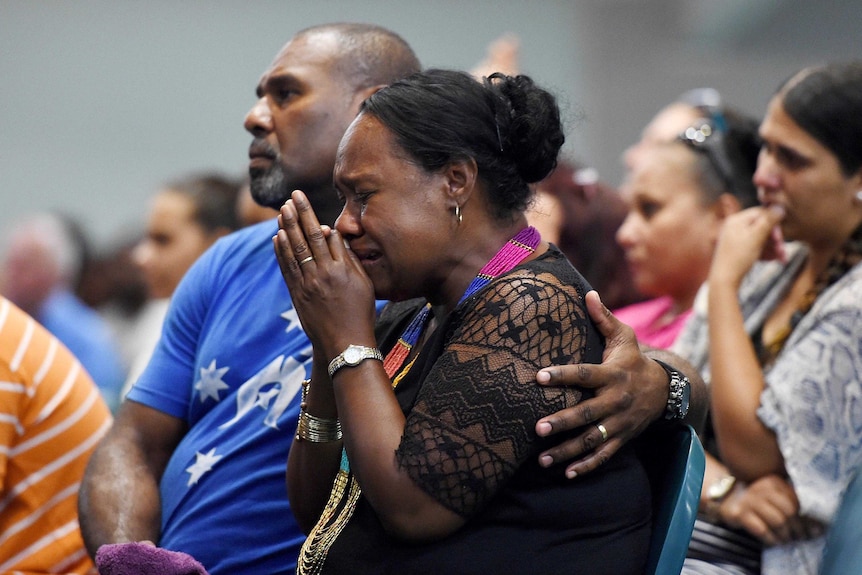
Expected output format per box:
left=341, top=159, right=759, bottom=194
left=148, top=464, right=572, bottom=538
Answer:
left=655, top=359, right=691, bottom=420
left=328, top=344, right=383, bottom=378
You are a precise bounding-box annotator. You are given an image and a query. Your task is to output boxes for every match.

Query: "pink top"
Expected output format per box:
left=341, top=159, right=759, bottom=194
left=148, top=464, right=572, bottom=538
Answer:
left=613, top=296, right=692, bottom=350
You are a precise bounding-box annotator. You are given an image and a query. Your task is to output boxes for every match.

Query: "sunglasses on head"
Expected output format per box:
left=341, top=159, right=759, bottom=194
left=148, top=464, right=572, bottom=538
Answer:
left=677, top=119, right=735, bottom=190
left=678, top=87, right=727, bottom=134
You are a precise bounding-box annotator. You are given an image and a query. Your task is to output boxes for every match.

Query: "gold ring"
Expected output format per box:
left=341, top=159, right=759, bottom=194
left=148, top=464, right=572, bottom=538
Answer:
left=298, top=255, right=315, bottom=266
left=596, top=423, right=608, bottom=443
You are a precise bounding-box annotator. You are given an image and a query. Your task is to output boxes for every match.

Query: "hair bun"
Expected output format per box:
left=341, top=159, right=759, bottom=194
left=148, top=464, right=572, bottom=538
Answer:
left=487, top=73, right=565, bottom=184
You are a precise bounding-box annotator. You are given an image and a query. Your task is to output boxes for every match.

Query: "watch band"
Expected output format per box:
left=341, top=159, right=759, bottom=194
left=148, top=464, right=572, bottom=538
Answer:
left=654, top=359, right=691, bottom=420
left=703, top=475, right=737, bottom=522
left=328, top=344, right=383, bottom=378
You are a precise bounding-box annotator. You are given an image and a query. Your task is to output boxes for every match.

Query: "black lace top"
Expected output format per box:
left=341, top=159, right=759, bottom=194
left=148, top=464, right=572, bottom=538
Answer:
left=321, top=246, right=652, bottom=574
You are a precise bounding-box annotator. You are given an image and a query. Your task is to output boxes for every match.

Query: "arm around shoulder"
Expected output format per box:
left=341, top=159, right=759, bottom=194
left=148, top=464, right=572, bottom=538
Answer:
left=534, top=290, right=707, bottom=478
left=78, top=400, right=187, bottom=557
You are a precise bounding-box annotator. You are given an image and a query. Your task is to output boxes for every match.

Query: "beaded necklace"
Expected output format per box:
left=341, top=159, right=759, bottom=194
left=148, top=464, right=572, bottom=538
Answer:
left=383, top=226, right=541, bottom=379
left=297, top=226, right=541, bottom=575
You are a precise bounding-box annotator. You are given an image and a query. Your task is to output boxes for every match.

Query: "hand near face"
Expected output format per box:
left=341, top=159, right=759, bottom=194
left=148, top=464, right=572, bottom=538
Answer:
left=762, top=219, right=788, bottom=264
left=273, top=190, right=377, bottom=356
left=710, top=206, right=786, bottom=289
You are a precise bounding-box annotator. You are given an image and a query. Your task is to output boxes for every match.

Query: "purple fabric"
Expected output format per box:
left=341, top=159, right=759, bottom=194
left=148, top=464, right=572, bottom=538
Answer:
left=96, top=542, right=209, bottom=575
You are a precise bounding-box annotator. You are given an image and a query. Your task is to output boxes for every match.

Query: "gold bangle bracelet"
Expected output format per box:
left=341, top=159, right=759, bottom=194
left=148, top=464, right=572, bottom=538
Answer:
left=295, top=379, right=342, bottom=442
left=296, top=410, right=342, bottom=442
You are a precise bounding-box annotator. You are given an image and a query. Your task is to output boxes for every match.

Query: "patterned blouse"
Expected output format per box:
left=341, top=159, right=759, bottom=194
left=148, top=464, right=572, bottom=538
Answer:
left=673, top=243, right=862, bottom=574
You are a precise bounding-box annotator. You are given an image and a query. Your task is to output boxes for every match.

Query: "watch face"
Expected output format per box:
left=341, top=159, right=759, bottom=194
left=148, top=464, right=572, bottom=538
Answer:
left=344, top=345, right=363, bottom=365
left=707, top=475, right=736, bottom=500
left=680, top=378, right=691, bottom=416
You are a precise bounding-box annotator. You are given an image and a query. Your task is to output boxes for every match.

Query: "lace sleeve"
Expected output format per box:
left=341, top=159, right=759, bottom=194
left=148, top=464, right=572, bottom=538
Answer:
left=395, top=267, right=591, bottom=517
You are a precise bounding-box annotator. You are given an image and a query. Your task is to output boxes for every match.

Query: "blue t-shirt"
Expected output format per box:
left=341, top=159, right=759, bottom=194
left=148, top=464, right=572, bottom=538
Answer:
left=127, top=220, right=310, bottom=574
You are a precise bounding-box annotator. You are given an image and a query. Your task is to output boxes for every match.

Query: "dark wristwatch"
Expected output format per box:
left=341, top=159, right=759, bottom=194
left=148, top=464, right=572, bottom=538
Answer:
left=654, top=359, right=691, bottom=420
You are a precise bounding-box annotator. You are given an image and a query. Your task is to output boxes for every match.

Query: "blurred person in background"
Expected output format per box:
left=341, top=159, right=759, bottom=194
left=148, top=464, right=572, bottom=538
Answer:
left=0, top=212, right=126, bottom=410
left=625, top=88, right=724, bottom=171
left=472, top=33, right=641, bottom=310
left=76, top=235, right=150, bottom=377
left=612, top=89, right=776, bottom=574
left=613, top=95, right=761, bottom=348
left=0, top=294, right=111, bottom=573
left=534, top=161, right=642, bottom=310
left=123, top=172, right=243, bottom=393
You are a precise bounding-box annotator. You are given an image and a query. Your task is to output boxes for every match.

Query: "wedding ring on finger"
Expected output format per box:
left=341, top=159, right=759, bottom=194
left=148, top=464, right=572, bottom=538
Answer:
left=298, top=255, right=315, bottom=266
left=596, top=423, right=609, bottom=443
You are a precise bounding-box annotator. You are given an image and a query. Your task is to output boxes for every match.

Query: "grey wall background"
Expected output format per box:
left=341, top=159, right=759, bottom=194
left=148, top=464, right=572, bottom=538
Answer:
left=1, top=0, right=859, bottom=252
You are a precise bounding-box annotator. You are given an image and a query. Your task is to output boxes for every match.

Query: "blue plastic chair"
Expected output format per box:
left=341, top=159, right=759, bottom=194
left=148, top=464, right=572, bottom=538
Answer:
left=636, top=424, right=706, bottom=575
left=820, top=469, right=862, bottom=574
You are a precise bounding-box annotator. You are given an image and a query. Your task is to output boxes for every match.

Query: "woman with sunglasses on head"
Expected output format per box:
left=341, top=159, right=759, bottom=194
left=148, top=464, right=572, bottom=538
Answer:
left=613, top=108, right=761, bottom=348
left=275, top=69, right=652, bottom=574
left=611, top=108, right=768, bottom=575
left=689, top=61, right=862, bottom=575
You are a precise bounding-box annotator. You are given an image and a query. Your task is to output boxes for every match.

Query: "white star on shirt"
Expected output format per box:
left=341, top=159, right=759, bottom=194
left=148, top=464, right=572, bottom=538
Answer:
left=195, top=359, right=229, bottom=402
left=280, top=308, right=302, bottom=333
left=185, top=447, right=224, bottom=486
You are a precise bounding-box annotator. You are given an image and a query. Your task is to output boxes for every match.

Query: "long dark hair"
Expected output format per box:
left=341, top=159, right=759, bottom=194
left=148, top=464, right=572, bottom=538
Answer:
left=779, top=61, right=862, bottom=176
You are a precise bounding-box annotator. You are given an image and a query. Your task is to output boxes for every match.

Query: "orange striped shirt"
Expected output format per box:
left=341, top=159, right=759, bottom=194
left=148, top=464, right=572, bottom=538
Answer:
left=0, top=296, right=112, bottom=574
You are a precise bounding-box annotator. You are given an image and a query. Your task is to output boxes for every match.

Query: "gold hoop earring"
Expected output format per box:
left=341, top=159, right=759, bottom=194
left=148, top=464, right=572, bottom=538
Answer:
left=454, top=204, right=463, bottom=225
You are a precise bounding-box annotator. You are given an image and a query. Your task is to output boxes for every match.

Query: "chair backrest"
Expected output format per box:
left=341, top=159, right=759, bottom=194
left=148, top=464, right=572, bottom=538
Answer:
left=820, top=469, right=862, bottom=574
left=636, top=423, right=706, bottom=575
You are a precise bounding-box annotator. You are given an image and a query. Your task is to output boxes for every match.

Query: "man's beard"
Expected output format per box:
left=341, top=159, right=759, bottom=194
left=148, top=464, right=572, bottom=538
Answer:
left=249, top=162, right=291, bottom=210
